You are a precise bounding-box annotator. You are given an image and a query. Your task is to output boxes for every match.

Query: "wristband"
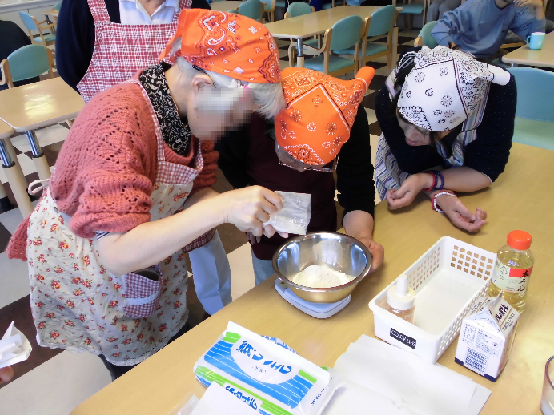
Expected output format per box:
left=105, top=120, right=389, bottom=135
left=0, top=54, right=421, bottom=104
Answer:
left=432, top=190, right=456, bottom=213
left=423, top=172, right=437, bottom=192
left=428, top=170, right=445, bottom=190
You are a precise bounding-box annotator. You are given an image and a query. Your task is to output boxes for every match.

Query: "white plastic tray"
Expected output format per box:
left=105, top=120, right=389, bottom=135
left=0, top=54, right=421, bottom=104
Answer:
left=368, top=236, right=496, bottom=363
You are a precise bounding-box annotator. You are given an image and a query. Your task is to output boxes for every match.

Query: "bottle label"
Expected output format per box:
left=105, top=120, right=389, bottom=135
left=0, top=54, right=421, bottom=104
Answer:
left=492, top=260, right=533, bottom=293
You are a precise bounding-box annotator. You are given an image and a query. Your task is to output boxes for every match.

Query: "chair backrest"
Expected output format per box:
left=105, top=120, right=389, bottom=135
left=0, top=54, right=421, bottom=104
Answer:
left=367, top=5, right=397, bottom=37
left=5, top=45, right=53, bottom=84
left=18, top=11, right=38, bottom=31
left=329, top=15, right=364, bottom=50
left=238, top=0, right=263, bottom=21
left=54, top=1, right=63, bottom=10
left=287, top=1, right=312, bottom=17
left=419, top=21, right=438, bottom=48
left=507, top=67, right=554, bottom=122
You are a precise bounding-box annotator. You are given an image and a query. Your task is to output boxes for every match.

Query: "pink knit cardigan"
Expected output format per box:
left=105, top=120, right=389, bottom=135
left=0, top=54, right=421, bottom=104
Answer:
left=7, top=81, right=218, bottom=260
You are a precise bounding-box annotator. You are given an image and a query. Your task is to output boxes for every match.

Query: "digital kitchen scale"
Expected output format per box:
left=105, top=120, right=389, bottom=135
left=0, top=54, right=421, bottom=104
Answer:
left=274, top=279, right=351, bottom=319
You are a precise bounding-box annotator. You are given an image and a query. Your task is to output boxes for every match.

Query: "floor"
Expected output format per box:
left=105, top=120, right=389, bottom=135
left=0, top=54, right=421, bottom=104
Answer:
left=0, top=30, right=418, bottom=414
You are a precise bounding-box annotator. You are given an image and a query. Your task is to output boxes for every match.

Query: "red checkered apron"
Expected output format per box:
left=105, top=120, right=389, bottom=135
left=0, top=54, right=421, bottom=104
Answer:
left=77, top=0, right=191, bottom=102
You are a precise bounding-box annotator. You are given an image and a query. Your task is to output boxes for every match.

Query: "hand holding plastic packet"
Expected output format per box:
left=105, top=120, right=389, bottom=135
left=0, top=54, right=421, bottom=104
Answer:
left=264, top=191, right=311, bottom=236
left=0, top=322, right=32, bottom=369
left=194, top=321, right=341, bottom=415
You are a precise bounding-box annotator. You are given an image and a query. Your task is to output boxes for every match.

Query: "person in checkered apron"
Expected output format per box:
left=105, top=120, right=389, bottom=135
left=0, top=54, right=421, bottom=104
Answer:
left=7, top=10, right=286, bottom=380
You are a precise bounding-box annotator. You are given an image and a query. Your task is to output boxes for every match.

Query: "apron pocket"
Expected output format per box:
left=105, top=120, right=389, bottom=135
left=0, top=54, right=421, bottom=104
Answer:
left=123, top=267, right=163, bottom=318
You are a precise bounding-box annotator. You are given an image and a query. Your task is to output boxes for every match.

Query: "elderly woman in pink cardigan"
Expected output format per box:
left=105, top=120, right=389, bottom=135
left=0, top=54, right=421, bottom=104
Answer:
left=7, top=10, right=286, bottom=380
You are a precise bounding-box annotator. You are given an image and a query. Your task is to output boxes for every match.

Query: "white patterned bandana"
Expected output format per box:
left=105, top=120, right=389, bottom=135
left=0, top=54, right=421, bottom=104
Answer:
left=397, top=46, right=510, bottom=131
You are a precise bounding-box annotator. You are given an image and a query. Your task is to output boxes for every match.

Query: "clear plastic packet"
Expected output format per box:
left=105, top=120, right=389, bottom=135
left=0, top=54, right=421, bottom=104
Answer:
left=194, top=322, right=341, bottom=415
left=264, top=191, right=311, bottom=235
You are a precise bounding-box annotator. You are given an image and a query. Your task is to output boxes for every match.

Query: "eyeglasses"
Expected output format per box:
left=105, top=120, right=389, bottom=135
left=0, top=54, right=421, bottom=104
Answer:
left=275, top=142, right=337, bottom=173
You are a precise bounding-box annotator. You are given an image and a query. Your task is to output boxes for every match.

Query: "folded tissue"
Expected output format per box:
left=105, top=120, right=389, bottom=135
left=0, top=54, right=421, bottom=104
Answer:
left=0, top=322, right=32, bottom=369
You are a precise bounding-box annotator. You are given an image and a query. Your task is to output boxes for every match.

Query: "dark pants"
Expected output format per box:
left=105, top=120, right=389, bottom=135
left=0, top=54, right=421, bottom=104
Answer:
left=99, top=321, right=192, bottom=381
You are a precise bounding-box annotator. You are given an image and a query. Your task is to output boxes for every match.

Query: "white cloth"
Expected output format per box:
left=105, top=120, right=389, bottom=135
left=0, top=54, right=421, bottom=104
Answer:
left=397, top=46, right=510, bottom=131
left=189, top=231, right=232, bottom=315
left=0, top=322, right=31, bottom=370
left=329, top=335, right=491, bottom=415
left=118, top=0, right=179, bottom=25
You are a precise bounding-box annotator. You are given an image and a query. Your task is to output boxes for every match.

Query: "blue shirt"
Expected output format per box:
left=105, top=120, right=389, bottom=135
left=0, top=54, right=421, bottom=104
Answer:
left=432, top=0, right=545, bottom=58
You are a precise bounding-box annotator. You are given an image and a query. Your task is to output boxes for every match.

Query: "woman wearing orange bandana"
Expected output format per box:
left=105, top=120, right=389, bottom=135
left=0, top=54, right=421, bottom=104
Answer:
left=7, top=10, right=286, bottom=380
left=218, top=67, right=385, bottom=284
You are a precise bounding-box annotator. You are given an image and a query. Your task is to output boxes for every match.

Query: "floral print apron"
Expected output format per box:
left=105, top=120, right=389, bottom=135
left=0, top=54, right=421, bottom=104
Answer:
left=26, top=79, right=203, bottom=366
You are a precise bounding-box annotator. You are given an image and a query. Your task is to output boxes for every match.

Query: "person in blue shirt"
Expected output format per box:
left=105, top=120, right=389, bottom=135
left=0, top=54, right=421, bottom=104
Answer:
left=432, top=0, right=545, bottom=59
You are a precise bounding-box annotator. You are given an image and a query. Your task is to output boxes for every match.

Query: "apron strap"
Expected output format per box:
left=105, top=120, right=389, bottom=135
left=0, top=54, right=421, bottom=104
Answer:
left=87, top=0, right=111, bottom=24
left=28, top=179, right=50, bottom=196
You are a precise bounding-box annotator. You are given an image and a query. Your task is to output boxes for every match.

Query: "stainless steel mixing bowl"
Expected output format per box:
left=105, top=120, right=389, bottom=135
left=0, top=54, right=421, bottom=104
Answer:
left=272, top=232, right=372, bottom=303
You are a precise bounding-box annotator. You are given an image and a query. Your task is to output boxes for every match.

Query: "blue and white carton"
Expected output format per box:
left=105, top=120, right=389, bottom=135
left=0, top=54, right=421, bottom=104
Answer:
left=455, top=296, right=520, bottom=382
left=194, top=322, right=340, bottom=415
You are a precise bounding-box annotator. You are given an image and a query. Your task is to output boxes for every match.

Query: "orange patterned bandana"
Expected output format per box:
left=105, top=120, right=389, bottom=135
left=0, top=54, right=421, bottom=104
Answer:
left=160, top=9, right=280, bottom=84
left=275, top=67, right=375, bottom=165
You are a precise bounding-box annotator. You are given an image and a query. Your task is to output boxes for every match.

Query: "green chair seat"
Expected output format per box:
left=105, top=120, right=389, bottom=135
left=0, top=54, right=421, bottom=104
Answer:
left=322, top=2, right=333, bottom=9
left=399, top=3, right=424, bottom=14
left=512, top=118, right=554, bottom=151
left=334, top=43, right=387, bottom=56
left=302, top=55, right=355, bottom=72
left=33, top=33, right=56, bottom=43
left=304, top=38, right=319, bottom=47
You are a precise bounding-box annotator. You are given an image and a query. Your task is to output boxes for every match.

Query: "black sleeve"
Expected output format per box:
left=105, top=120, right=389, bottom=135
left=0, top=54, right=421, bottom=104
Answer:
left=374, top=86, right=444, bottom=174
left=336, top=107, right=375, bottom=219
left=215, top=123, right=251, bottom=189
left=191, top=0, right=211, bottom=9
left=463, top=75, right=516, bottom=182
left=55, top=0, right=96, bottom=91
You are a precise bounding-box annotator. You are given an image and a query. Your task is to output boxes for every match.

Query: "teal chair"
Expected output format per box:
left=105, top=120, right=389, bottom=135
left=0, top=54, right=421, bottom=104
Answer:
left=18, top=11, right=56, bottom=46
left=53, top=1, right=63, bottom=10
left=507, top=67, right=554, bottom=151
left=419, top=21, right=438, bottom=48
left=398, top=0, right=427, bottom=30
left=285, top=3, right=318, bottom=66
left=334, top=5, right=398, bottom=71
left=322, top=0, right=345, bottom=10
left=302, top=15, right=364, bottom=77
left=237, top=0, right=264, bottom=22
left=0, top=44, right=55, bottom=88
left=264, top=0, right=286, bottom=22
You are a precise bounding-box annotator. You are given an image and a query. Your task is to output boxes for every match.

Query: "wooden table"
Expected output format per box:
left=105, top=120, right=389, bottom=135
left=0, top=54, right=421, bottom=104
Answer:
left=502, top=31, right=554, bottom=68
left=0, top=77, right=84, bottom=216
left=44, top=7, right=58, bottom=18
left=71, top=143, right=554, bottom=415
left=210, top=1, right=244, bottom=11
left=265, top=5, right=402, bottom=67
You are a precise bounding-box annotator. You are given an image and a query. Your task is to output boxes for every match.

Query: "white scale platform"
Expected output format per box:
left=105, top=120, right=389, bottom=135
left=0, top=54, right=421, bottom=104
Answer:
left=274, top=279, right=350, bottom=319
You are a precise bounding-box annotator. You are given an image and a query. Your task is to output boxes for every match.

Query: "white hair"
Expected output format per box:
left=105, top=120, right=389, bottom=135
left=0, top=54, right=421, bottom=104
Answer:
left=171, top=39, right=285, bottom=118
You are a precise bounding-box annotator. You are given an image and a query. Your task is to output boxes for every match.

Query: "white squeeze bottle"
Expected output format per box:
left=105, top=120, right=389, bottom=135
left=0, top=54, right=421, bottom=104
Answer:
left=488, top=230, right=534, bottom=313
left=378, top=275, right=416, bottom=324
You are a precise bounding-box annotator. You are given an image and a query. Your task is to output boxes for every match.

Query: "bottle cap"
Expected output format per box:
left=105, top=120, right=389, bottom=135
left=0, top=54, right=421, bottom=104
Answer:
left=507, top=230, right=532, bottom=251
left=387, top=274, right=415, bottom=311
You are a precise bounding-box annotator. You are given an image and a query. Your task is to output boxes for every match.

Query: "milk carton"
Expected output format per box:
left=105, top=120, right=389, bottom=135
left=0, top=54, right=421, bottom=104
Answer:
left=455, top=296, right=520, bottom=382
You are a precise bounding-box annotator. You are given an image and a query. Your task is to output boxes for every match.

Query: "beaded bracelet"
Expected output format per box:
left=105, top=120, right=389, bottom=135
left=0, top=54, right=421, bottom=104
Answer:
left=432, top=190, right=456, bottom=213
left=430, top=170, right=445, bottom=190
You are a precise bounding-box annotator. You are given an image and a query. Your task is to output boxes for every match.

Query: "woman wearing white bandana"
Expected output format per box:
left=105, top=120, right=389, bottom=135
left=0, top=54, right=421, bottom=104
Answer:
left=374, top=46, right=515, bottom=232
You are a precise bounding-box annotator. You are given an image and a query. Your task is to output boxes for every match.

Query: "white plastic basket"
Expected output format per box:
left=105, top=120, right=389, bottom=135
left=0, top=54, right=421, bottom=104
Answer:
left=368, top=236, right=496, bottom=363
